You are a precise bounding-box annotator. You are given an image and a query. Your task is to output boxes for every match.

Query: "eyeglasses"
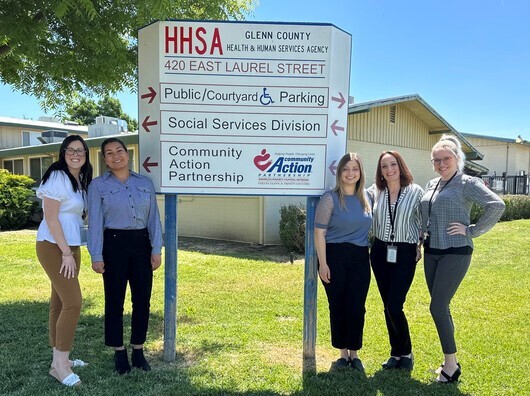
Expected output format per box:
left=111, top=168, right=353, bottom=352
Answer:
left=65, top=148, right=87, bottom=156
left=431, top=156, right=454, bottom=165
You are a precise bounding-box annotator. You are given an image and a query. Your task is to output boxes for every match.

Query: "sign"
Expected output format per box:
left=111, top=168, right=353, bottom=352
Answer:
left=138, top=21, right=351, bottom=195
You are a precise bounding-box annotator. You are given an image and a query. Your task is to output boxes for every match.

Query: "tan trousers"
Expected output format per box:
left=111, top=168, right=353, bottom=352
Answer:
left=36, top=241, right=82, bottom=352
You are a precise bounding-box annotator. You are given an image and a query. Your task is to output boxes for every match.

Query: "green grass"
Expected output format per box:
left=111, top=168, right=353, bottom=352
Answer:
left=0, top=221, right=529, bottom=396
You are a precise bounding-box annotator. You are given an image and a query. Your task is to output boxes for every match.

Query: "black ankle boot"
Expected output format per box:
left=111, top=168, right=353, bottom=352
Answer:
left=131, top=348, right=151, bottom=371
left=114, top=349, right=131, bottom=375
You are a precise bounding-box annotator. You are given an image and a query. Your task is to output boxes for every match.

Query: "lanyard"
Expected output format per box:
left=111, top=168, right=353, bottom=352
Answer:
left=426, top=171, right=458, bottom=232
left=387, top=187, right=402, bottom=243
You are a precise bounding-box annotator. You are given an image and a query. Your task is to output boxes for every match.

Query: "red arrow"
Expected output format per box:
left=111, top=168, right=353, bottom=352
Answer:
left=142, top=116, right=157, bottom=132
left=330, top=120, right=345, bottom=136
left=331, top=92, right=346, bottom=109
left=142, top=157, right=158, bottom=173
left=141, top=87, right=157, bottom=104
left=328, top=160, right=337, bottom=176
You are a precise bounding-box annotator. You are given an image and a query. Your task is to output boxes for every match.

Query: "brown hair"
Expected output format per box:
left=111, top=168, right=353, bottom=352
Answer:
left=375, top=150, right=413, bottom=190
left=333, top=153, right=371, bottom=212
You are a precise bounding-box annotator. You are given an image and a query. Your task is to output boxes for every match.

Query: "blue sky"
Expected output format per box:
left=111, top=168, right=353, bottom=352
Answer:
left=1, top=0, right=528, bottom=139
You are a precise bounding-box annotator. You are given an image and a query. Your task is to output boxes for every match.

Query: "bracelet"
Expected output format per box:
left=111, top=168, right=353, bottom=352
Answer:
left=62, top=251, right=73, bottom=257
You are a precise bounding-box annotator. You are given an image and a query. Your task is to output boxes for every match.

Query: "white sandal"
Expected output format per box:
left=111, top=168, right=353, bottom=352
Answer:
left=71, top=359, right=88, bottom=368
left=61, top=373, right=81, bottom=386
left=49, top=369, right=81, bottom=387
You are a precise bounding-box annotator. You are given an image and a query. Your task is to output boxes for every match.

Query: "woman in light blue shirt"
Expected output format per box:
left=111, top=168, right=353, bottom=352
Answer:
left=314, top=153, right=372, bottom=370
left=88, top=137, right=162, bottom=374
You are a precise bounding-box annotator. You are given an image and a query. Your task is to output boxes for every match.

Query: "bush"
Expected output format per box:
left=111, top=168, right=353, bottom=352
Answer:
left=279, top=204, right=306, bottom=254
left=471, top=194, right=530, bottom=223
left=0, top=169, right=38, bottom=230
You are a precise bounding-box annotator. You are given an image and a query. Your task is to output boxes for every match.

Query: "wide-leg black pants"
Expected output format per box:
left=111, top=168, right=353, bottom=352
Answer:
left=102, top=228, right=153, bottom=347
left=321, top=243, right=370, bottom=351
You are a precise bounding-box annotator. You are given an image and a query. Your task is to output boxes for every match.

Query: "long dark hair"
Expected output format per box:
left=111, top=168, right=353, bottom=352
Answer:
left=41, top=135, right=93, bottom=192
left=375, top=150, right=413, bottom=190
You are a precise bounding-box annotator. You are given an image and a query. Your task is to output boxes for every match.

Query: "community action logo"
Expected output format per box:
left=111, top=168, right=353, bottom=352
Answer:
left=253, top=149, right=314, bottom=175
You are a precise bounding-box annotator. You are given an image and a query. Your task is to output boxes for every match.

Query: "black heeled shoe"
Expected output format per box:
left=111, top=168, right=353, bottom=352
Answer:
left=114, top=349, right=131, bottom=375
left=131, top=348, right=151, bottom=371
left=437, top=366, right=461, bottom=383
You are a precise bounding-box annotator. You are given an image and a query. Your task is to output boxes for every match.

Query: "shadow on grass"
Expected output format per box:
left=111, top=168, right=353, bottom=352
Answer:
left=0, top=300, right=288, bottom=396
left=300, top=367, right=472, bottom=396
left=0, top=299, right=473, bottom=396
left=178, top=236, right=302, bottom=264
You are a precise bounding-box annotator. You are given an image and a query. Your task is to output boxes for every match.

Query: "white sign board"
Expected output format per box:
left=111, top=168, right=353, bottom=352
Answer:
left=138, top=21, right=351, bottom=195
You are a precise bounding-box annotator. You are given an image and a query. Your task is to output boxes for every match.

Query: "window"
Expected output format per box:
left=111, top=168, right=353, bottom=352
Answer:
left=29, top=156, right=54, bottom=185
left=22, top=131, right=43, bottom=146
left=3, top=159, right=24, bottom=175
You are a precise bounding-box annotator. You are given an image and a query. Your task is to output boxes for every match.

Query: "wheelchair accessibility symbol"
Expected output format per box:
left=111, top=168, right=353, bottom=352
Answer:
left=260, top=88, right=275, bottom=105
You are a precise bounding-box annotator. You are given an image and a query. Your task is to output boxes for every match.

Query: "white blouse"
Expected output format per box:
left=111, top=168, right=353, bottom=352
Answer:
left=36, top=170, right=85, bottom=246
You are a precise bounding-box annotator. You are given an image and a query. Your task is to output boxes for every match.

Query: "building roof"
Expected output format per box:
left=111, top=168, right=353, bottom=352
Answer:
left=349, top=94, right=484, bottom=160
left=0, top=132, right=137, bottom=158
left=461, top=132, right=530, bottom=148
left=0, top=116, right=88, bottom=134
left=464, top=159, right=489, bottom=175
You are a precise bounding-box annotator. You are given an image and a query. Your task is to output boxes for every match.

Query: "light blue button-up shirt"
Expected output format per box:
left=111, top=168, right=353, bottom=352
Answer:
left=87, top=170, right=163, bottom=262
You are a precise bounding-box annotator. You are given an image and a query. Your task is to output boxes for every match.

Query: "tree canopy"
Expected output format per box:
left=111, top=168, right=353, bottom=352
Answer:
left=65, top=96, right=138, bottom=131
left=0, top=0, right=256, bottom=110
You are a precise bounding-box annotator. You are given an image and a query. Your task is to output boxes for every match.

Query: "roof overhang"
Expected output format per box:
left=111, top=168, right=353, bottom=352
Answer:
left=0, top=133, right=138, bottom=159
left=0, top=116, right=88, bottom=134
left=465, top=160, right=489, bottom=176
left=349, top=94, right=484, bottom=160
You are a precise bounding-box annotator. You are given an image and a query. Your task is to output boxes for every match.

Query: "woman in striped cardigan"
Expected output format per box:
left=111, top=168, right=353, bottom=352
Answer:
left=368, top=150, right=424, bottom=371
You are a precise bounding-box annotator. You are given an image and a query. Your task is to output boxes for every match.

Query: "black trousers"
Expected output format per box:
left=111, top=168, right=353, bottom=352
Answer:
left=370, top=238, right=417, bottom=356
left=321, top=243, right=370, bottom=351
left=102, top=228, right=153, bottom=347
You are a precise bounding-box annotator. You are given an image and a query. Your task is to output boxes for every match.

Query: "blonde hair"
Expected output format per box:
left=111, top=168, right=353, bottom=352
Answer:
left=432, top=134, right=465, bottom=172
left=334, top=153, right=371, bottom=212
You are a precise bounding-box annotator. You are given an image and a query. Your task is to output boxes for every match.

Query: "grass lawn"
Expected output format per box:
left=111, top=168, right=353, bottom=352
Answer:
left=0, top=220, right=528, bottom=395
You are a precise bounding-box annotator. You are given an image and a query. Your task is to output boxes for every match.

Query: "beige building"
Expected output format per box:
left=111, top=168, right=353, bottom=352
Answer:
left=461, top=133, right=530, bottom=177
left=0, top=94, right=496, bottom=244
left=348, top=95, right=487, bottom=189
left=0, top=116, right=88, bottom=184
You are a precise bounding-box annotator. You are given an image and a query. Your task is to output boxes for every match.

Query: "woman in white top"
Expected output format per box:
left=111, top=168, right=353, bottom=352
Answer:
left=36, top=135, right=92, bottom=387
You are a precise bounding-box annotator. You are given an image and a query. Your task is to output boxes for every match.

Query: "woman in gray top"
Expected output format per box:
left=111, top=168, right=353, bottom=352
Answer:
left=420, top=135, right=505, bottom=383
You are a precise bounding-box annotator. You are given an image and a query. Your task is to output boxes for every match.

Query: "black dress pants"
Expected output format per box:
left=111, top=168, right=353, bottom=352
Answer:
left=370, top=238, right=417, bottom=356
left=321, top=243, right=370, bottom=351
left=102, top=228, right=153, bottom=347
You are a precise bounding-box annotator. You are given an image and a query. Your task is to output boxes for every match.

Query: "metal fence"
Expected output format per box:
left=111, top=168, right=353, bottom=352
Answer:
left=481, top=175, right=529, bottom=195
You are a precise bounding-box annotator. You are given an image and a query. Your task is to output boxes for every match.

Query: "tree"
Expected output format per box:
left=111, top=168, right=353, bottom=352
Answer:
left=65, top=96, right=138, bottom=131
left=0, top=0, right=256, bottom=109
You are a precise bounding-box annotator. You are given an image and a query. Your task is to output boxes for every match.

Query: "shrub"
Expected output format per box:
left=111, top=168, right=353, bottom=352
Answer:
left=471, top=194, right=530, bottom=223
left=279, top=204, right=306, bottom=254
left=0, top=169, right=38, bottom=230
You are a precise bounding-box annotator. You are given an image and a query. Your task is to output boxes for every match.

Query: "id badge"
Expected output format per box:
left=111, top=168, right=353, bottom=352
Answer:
left=387, top=245, right=398, bottom=263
